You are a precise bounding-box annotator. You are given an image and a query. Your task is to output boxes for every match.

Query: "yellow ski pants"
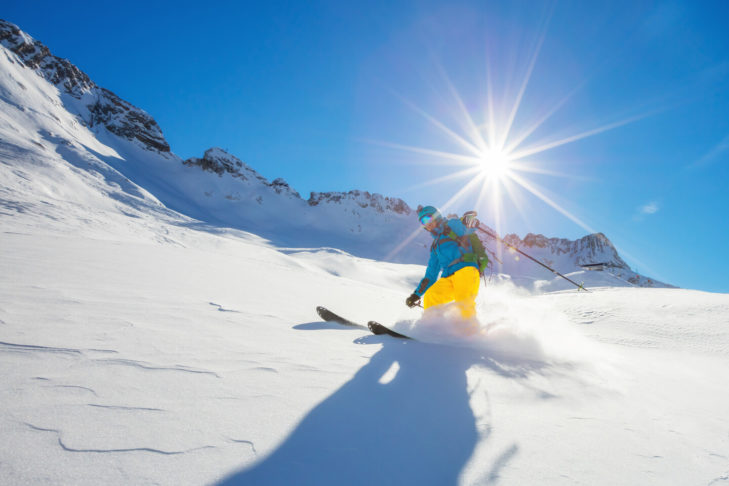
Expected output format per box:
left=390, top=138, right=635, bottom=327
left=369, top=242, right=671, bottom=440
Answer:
left=423, top=266, right=480, bottom=319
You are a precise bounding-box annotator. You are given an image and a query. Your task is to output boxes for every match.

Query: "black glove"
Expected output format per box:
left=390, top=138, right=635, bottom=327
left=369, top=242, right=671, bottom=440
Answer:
left=405, top=293, right=421, bottom=308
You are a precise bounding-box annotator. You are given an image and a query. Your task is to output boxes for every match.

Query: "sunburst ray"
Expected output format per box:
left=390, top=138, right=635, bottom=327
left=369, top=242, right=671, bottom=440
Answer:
left=362, top=139, right=479, bottom=166
left=509, top=113, right=649, bottom=161
left=434, top=60, right=488, bottom=152
left=386, top=88, right=483, bottom=156
left=504, top=83, right=584, bottom=153
left=508, top=172, right=595, bottom=234
left=401, top=167, right=483, bottom=192
left=499, top=15, right=550, bottom=151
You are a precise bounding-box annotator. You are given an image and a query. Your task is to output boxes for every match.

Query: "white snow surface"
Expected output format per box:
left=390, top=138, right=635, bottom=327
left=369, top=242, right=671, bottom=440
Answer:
left=3, top=203, right=729, bottom=486
left=2, top=23, right=729, bottom=486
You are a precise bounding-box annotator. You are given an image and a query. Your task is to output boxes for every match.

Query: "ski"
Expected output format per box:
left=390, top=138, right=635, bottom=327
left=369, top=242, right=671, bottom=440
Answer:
left=316, top=306, right=414, bottom=340
left=316, top=306, right=368, bottom=329
left=368, top=321, right=413, bottom=340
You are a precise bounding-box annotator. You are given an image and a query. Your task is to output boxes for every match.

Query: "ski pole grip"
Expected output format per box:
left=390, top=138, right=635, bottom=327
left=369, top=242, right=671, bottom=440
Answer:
left=462, top=210, right=479, bottom=228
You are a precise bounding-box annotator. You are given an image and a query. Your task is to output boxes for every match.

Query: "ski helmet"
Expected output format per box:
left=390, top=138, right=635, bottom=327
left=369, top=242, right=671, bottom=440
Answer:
left=417, top=205, right=442, bottom=225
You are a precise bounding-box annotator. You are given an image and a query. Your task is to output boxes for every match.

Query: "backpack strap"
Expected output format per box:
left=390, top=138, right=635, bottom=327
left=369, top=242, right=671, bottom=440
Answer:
left=431, top=223, right=470, bottom=251
left=446, top=233, right=489, bottom=275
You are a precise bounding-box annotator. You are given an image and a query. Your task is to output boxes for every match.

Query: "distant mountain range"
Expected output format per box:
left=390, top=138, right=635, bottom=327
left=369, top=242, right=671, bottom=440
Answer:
left=0, top=19, right=671, bottom=289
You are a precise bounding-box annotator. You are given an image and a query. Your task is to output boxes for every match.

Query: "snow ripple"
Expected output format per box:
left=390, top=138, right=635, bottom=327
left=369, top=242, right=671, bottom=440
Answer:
left=24, top=422, right=215, bottom=456
left=92, top=358, right=221, bottom=378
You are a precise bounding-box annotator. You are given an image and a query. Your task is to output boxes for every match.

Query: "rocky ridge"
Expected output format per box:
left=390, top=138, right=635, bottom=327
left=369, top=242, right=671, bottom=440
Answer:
left=0, top=19, right=169, bottom=152
left=183, top=147, right=302, bottom=199
left=504, top=231, right=630, bottom=269
left=308, top=190, right=411, bottom=214
left=184, top=147, right=410, bottom=212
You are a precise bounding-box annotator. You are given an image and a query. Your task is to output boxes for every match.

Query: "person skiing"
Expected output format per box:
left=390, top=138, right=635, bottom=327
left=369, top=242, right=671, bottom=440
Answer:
left=406, top=205, right=482, bottom=323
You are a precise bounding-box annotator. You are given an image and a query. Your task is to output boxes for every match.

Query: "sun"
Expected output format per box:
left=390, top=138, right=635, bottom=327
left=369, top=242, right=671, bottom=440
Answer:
left=478, top=148, right=513, bottom=179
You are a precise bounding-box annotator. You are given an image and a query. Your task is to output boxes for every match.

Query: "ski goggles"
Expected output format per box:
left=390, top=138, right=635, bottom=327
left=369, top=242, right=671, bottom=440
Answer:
left=419, top=214, right=435, bottom=225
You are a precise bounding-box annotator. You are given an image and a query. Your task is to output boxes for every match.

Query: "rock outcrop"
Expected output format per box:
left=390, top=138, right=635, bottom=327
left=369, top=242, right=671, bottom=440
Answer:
left=308, top=190, right=411, bottom=215
left=0, top=19, right=169, bottom=152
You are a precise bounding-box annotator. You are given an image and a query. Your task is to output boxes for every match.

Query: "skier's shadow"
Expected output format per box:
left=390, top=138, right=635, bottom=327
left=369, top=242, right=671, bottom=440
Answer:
left=218, top=336, right=485, bottom=485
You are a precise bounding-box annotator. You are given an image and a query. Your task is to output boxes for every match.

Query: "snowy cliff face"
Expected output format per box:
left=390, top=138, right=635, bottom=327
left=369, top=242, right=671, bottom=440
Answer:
left=511, top=232, right=629, bottom=269
left=87, top=88, right=169, bottom=152
left=0, top=20, right=93, bottom=96
left=0, top=19, right=169, bottom=152
left=308, top=190, right=411, bottom=215
left=0, top=19, right=669, bottom=288
left=184, top=148, right=268, bottom=183
left=484, top=230, right=667, bottom=289
left=184, top=148, right=302, bottom=199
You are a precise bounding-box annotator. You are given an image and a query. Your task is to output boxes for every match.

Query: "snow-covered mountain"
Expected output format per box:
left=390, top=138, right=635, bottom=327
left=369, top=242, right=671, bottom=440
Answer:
left=492, top=231, right=664, bottom=289
left=0, top=18, right=666, bottom=289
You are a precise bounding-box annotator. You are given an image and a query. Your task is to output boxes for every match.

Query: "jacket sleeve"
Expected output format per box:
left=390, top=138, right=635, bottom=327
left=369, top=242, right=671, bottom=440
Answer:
left=414, top=248, right=440, bottom=297
left=447, top=218, right=469, bottom=237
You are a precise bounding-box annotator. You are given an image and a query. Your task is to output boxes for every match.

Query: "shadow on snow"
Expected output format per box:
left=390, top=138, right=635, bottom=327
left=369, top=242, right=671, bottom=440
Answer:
left=217, top=322, right=538, bottom=485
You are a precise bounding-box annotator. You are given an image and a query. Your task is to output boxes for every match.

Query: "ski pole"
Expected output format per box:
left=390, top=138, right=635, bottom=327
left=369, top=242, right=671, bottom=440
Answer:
left=475, top=224, right=589, bottom=292
left=485, top=247, right=503, bottom=265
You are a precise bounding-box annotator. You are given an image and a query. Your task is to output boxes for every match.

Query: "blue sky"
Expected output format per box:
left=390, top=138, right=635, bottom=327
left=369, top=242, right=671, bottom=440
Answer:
left=5, top=1, right=729, bottom=292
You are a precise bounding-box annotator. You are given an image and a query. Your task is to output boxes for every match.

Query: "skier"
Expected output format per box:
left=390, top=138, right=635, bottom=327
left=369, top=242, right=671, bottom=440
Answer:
left=406, top=205, right=482, bottom=325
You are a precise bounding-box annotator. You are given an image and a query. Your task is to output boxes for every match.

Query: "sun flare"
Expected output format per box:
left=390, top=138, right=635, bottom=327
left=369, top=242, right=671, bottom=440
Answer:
left=478, top=148, right=512, bottom=179
left=379, top=29, right=648, bottom=262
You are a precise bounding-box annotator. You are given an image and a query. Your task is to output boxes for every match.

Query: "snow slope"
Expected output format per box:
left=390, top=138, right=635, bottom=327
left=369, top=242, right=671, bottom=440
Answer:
left=2, top=18, right=728, bottom=486
left=2, top=198, right=729, bottom=485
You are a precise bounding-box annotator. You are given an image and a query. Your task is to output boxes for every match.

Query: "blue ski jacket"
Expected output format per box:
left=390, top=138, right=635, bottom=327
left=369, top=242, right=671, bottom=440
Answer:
left=414, top=218, right=479, bottom=297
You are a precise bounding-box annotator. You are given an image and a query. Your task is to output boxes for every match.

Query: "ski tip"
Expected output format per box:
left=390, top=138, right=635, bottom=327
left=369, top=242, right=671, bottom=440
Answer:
left=367, top=321, right=383, bottom=335
left=368, top=321, right=413, bottom=340
left=316, top=305, right=337, bottom=322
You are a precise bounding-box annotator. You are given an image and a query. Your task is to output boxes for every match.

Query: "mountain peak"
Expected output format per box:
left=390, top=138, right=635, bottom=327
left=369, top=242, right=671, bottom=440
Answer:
left=1, top=19, right=93, bottom=97
left=183, top=147, right=302, bottom=199
left=184, top=147, right=250, bottom=177
left=0, top=19, right=169, bottom=152
left=499, top=230, right=629, bottom=270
